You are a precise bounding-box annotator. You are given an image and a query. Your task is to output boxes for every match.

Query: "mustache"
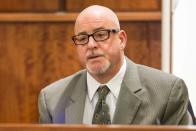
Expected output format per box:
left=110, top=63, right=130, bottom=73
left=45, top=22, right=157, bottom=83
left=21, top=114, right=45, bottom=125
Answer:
left=86, top=50, right=105, bottom=59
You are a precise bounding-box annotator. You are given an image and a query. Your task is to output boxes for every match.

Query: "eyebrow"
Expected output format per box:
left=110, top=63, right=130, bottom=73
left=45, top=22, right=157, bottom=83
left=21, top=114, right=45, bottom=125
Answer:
left=77, top=27, right=106, bottom=35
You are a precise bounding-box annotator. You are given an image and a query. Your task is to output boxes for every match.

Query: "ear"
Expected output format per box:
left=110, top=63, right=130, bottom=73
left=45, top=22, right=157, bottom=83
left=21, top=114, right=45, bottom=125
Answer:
left=118, top=30, right=127, bottom=50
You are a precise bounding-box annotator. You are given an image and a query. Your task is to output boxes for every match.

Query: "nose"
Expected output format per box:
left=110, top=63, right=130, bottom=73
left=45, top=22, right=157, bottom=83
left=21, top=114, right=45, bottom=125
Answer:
left=87, top=36, right=97, bottom=49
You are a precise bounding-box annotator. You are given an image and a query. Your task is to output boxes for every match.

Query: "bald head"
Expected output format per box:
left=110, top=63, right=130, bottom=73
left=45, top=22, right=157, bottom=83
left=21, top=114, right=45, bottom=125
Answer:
left=74, top=5, right=120, bottom=34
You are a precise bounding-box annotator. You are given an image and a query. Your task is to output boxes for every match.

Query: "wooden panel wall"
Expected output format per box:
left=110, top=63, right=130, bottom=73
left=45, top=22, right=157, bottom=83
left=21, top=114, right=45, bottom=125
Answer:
left=0, top=0, right=60, bottom=12
left=0, top=23, right=79, bottom=123
left=0, top=0, right=161, bottom=123
left=65, top=0, right=161, bottom=11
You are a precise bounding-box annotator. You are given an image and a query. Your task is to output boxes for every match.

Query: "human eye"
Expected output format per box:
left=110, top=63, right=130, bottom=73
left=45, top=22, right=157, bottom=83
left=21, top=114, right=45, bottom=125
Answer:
left=95, top=30, right=107, bottom=37
left=94, top=30, right=108, bottom=40
left=78, top=34, right=87, bottom=40
left=75, top=35, right=87, bottom=43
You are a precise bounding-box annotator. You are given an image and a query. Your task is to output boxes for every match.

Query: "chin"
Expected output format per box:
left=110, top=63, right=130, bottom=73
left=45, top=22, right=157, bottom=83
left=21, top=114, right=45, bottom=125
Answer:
left=86, top=61, right=111, bottom=75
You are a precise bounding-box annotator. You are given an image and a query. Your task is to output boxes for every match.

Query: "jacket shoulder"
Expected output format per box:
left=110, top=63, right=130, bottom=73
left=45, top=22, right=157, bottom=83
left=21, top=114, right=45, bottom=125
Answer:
left=137, top=64, right=180, bottom=85
left=40, top=70, right=86, bottom=97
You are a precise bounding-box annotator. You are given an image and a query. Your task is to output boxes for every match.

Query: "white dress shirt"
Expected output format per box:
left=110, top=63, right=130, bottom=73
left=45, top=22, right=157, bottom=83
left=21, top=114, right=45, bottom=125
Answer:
left=83, top=57, right=127, bottom=124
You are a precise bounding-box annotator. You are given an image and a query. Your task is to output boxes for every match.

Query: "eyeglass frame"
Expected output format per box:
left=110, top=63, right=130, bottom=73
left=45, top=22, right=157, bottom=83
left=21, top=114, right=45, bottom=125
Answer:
left=72, top=29, right=120, bottom=45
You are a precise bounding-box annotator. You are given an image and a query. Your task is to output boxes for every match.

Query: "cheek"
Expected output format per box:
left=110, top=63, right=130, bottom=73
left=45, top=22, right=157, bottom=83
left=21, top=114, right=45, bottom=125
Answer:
left=76, top=47, right=86, bottom=65
left=106, top=42, right=121, bottom=57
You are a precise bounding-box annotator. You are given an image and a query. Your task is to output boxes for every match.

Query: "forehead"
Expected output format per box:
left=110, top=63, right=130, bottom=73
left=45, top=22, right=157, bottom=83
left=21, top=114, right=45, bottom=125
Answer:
left=74, top=12, right=117, bottom=34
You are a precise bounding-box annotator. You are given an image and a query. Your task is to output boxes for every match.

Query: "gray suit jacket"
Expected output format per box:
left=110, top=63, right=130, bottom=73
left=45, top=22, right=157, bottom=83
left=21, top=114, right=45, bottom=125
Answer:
left=38, top=58, right=193, bottom=124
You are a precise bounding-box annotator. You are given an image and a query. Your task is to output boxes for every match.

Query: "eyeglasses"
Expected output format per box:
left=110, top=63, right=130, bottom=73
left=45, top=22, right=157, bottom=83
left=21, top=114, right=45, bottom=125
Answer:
left=72, top=29, right=119, bottom=45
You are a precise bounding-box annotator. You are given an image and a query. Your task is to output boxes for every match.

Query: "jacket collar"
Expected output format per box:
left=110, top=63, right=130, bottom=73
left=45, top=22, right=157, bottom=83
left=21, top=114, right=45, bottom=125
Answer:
left=64, top=57, right=143, bottom=124
left=113, top=57, right=143, bottom=124
left=64, top=71, right=87, bottom=124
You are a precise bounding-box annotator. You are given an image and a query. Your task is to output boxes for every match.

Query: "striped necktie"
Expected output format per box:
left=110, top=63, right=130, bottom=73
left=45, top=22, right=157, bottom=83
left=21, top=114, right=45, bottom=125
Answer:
left=92, top=85, right=111, bottom=124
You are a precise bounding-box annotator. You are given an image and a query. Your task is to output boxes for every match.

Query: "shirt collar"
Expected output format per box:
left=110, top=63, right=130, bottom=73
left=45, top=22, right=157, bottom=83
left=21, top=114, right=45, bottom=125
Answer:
left=87, top=57, right=127, bottom=101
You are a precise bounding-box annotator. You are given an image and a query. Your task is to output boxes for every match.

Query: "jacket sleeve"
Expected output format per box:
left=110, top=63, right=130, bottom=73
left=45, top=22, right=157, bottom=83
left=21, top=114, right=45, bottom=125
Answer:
left=162, top=78, right=193, bottom=125
left=38, top=89, right=52, bottom=123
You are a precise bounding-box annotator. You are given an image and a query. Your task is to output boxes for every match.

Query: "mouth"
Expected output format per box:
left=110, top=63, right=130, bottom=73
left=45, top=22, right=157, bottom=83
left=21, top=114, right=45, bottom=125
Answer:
left=87, top=54, right=104, bottom=60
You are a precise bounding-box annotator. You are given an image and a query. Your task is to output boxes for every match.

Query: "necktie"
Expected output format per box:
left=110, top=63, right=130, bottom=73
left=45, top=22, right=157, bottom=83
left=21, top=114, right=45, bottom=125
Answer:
left=92, top=85, right=111, bottom=124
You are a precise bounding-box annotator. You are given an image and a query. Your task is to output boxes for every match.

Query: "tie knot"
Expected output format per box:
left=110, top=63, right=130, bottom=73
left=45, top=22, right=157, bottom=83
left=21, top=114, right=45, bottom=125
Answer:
left=97, top=85, right=110, bottom=100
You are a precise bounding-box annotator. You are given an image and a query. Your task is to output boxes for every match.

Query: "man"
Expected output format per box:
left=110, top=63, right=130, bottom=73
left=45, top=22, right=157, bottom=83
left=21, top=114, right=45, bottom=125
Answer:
left=38, top=5, right=193, bottom=124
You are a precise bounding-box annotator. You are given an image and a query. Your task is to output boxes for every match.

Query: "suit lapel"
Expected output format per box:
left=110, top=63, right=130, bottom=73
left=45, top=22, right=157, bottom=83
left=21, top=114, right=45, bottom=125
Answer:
left=64, top=58, right=143, bottom=124
left=113, top=58, right=143, bottom=124
left=65, top=71, right=87, bottom=124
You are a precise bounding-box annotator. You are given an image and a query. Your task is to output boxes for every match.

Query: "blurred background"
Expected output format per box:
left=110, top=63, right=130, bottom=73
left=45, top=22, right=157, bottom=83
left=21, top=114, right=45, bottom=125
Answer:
left=0, top=0, right=195, bottom=123
left=172, top=0, right=196, bottom=118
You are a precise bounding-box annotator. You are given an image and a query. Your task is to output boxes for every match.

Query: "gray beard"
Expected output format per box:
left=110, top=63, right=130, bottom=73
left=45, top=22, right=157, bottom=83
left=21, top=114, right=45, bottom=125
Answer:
left=86, top=60, right=112, bottom=76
